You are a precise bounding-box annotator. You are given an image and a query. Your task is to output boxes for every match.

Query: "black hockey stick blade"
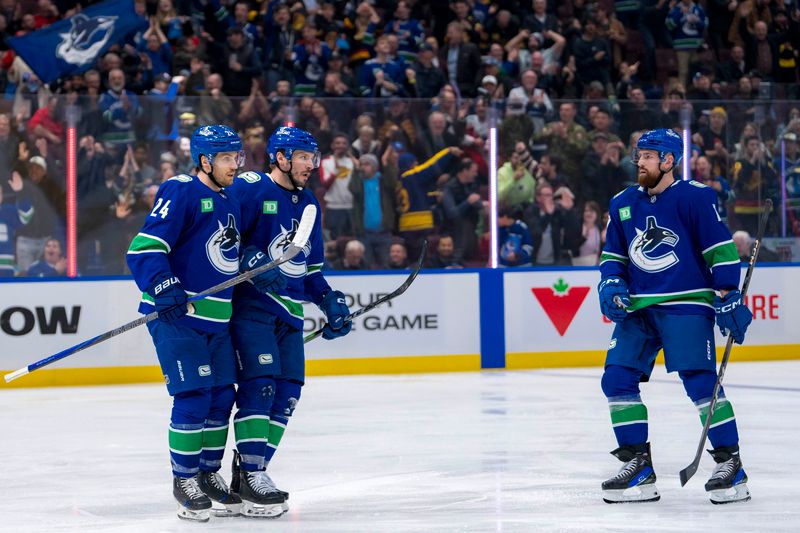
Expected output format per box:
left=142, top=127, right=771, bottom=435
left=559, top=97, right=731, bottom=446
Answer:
left=4, top=205, right=317, bottom=383
left=679, top=199, right=771, bottom=486
left=303, top=240, right=427, bottom=344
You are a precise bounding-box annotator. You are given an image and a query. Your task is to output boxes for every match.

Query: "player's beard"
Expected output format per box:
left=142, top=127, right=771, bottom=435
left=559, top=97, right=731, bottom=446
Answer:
left=290, top=168, right=311, bottom=189
left=637, top=166, right=661, bottom=189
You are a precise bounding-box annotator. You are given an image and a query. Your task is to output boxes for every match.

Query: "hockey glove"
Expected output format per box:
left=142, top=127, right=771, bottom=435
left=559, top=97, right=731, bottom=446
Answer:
left=241, top=245, right=287, bottom=294
left=320, top=289, right=352, bottom=340
left=148, top=274, right=188, bottom=323
left=598, top=276, right=631, bottom=323
left=714, top=290, right=752, bottom=344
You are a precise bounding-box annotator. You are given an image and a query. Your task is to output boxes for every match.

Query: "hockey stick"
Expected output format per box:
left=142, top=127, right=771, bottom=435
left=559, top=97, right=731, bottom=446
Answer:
left=679, top=198, right=772, bottom=486
left=4, top=204, right=317, bottom=383
left=303, top=240, right=427, bottom=344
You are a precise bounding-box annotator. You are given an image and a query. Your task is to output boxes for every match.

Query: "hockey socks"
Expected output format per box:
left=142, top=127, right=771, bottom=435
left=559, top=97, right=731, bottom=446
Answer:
left=200, top=385, right=235, bottom=471
left=682, top=370, right=740, bottom=448
left=608, top=395, right=648, bottom=446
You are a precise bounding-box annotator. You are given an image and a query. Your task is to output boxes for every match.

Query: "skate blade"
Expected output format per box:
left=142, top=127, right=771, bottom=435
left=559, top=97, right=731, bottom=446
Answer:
left=210, top=501, right=242, bottom=517
left=241, top=500, right=286, bottom=519
left=603, top=483, right=660, bottom=504
left=709, top=483, right=751, bottom=504
left=176, top=505, right=211, bottom=522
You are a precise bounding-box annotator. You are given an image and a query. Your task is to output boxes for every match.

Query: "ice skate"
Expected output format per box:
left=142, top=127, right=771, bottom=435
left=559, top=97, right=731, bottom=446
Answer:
left=231, top=451, right=287, bottom=518
left=705, top=445, right=751, bottom=504
left=602, top=443, right=660, bottom=504
left=173, top=475, right=212, bottom=522
left=198, top=470, right=242, bottom=517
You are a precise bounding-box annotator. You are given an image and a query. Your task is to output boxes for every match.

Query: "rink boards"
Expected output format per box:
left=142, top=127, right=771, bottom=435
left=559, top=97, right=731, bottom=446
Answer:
left=1, top=264, right=799, bottom=387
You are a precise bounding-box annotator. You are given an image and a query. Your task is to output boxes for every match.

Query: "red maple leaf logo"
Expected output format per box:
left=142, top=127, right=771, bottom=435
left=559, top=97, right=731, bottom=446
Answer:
left=531, top=278, right=591, bottom=336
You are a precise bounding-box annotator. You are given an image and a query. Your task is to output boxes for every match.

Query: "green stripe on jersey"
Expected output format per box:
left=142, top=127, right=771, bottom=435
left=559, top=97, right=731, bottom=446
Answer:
left=169, top=427, right=203, bottom=454
left=703, top=241, right=739, bottom=268
left=128, top=233, right=170, bottom=254
left=266, top=292, right=304, bottom=319
left=142, top=293, right=232, bottom=322
left=627, top=289, right=715, bottom=311
left=610, top=402, right=648, bottom=427
left=698, top=399, right=736, bottom=428
left=202, top=425, right=229, bottom=449
left=600, top=252, right=629, bottom=265
left=234, top=415, right=270, bottom=442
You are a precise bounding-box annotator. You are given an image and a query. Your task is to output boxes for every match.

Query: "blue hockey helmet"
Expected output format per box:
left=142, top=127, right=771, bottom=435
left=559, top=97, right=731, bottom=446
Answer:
left=636, top=128, right=684, bottom=164
left=267, top=126, right=320, bottom=168
left=190, top=125, right=245, bottom=167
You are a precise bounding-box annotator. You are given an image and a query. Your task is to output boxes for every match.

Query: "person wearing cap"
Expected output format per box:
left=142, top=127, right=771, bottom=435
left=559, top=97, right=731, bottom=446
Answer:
left=580, top=131, right=627, bottom=210
left=348, top=153, right=398, bottom=268
left=15, top=156, right=63, bottom=273
left=774, top=131, right=800, bottom=172
left=143, top=72, right=181, bottom=146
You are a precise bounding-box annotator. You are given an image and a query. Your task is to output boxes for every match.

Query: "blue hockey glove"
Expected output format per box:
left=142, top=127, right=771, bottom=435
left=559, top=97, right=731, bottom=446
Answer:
left=148, top=274, right=188, bottom=323
left=714, top=290, right=752, bottom=344
left=598, top=276, right=631, bottom=323
left=320, top=289, right=352, bottom=340
left=241, top=245, right=287, bottom=294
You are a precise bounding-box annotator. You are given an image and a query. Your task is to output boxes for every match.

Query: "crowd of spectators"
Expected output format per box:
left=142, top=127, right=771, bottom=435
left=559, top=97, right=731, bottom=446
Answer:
left=1, top=0, right=800, bottom=276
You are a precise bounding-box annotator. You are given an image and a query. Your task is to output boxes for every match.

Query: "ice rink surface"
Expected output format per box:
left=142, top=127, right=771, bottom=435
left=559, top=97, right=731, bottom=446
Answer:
left=1, top=360, right=799, bottom=533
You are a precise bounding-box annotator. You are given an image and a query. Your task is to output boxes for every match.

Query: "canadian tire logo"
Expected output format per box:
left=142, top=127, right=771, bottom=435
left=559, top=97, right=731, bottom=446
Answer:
left=531, top=278, right=590, bottom=336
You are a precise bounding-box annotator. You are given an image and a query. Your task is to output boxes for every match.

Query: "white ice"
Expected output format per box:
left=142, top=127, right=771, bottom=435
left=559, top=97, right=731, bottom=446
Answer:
left=2, top=361, right=799, bottom=533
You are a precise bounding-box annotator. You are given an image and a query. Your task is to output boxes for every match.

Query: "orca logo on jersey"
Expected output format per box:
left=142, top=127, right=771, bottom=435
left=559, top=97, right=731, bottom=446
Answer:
left=206, top=213, right=241, bottom=275
left=268, top=218, right=312, bottom=277
left=628, top=216, right=680, bottom=273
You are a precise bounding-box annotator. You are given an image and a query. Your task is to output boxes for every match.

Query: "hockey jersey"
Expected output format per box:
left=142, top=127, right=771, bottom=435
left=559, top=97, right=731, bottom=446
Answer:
left=0, top=198, right=33, bottom=276
left=126, top=174, right=242, bottom=332
left=600, top=179, right=740, bottom=317
left=226, top=171, right=329, bottom=331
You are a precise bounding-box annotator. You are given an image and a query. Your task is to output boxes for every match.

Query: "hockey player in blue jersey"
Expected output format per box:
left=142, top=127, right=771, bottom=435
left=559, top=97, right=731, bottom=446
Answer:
left=225, top=126, right=352, bottom=517
left=126, top=125, right=285, bottom=521
left=597, top=128, right=754, bottom=505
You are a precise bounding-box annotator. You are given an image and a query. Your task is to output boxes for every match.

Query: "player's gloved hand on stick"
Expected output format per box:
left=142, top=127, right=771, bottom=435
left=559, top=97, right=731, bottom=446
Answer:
left=320, top=289, right=352, bottom=340
left=714, top=289, right=752, bottom=344
left=241, top=245, right=287, bottom=294
left=598, top=276, right=631, bottom=323
left=148, top=273, right=188, bottom=322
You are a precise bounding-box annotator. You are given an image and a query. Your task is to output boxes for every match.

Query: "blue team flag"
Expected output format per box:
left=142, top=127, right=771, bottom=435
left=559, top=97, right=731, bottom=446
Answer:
left=8, top=0, right=147, bottom=84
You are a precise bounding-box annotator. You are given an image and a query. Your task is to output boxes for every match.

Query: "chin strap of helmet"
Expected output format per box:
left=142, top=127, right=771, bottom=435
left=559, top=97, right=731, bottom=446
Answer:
left=201, top=155, right=226, bottom=189
left=653, top=152, right=677, bottom=189
left=276, top=151, right=304, bottom=191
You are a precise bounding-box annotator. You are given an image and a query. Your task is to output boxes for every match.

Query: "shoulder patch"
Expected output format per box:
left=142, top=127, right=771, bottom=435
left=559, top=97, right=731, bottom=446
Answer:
left=167, top=174, right=193, bottom=183
left=238, top=171, right=262, bottom=183
left=689, top=180, right=708, bottom=188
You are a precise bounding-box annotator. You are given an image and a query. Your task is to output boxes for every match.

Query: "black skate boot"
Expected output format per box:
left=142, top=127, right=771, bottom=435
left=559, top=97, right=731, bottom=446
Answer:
left=231, top=450, right=286, bottom=518
left=198, top=470, right=243, bottom=517
left=602, top=442, right=660, bottom=504
left=173, top=475, right=212, bottom=522
left=705, top=445, right=751, bottom=504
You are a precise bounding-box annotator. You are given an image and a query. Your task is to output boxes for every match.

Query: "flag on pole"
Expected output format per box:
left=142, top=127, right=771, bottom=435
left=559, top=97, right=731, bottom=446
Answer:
left=8, top=0, right=147, bottom=84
